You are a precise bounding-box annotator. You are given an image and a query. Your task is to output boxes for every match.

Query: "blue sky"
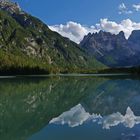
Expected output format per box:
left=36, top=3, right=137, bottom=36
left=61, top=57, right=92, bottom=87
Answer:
left=12, top=0, right=140, bottom=43
left=13, top=0, right=140, bottom=25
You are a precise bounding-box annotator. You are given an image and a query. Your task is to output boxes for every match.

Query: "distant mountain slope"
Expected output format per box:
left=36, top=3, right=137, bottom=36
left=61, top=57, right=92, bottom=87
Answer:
left=0, top=1, right=106, bottom=74
left=80, top=30, right=140, bottom=68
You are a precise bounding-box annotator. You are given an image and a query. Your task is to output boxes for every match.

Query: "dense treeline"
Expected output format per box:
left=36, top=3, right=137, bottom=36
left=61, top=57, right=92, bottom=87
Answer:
left=99, top=67, right=140, bottom=75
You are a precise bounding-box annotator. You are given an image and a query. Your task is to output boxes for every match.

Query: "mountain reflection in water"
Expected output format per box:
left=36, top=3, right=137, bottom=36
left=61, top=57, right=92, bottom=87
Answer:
left=50, top=104, right=140, bottom=129
left=0, top=76, right=140, bottom=140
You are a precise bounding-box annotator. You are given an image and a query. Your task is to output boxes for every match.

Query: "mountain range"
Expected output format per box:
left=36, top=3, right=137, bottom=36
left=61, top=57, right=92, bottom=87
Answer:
left=80, top=30, right=140, bottom=68
left=0, top=1, right=140, bottom=75
left=0, top=0, right=106, bottom=75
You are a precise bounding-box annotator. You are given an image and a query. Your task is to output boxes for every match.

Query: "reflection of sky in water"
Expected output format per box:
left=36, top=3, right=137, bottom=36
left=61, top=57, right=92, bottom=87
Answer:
left=27, top=78, right=140, bottom=140
left=50, top=104, right=140, bottom=129
left=29, top=104, right=140, bottom=140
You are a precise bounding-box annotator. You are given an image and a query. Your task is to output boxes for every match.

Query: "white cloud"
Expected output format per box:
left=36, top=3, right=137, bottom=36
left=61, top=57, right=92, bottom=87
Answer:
left=133, top=4, right=140, bottom=11
left=98, top=18, right=140, bottom=39
left=49, top=21, right=97, bottom=43
left=118, top=3, right=140, bottom=13
left=49, top=19, right=140, bottom=43
left=118, top=3, right=133, bottom=15
left=119, top=3, right=126, bottom=10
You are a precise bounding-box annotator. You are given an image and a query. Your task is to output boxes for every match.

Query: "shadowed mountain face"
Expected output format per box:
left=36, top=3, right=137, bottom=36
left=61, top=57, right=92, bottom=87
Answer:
left=80, top=30, right=140, bottom=68
left=1, top=76, right=140, bottom=140
left=0, top=1, right=105, bottom=74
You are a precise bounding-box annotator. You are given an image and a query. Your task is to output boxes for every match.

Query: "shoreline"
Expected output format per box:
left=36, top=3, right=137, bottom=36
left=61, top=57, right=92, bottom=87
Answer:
left=0, top=73, right=131, bottom=79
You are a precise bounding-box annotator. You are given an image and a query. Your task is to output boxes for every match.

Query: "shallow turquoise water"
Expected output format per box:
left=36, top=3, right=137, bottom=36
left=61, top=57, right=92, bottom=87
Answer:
left=0, top=75, right=140, bottom=140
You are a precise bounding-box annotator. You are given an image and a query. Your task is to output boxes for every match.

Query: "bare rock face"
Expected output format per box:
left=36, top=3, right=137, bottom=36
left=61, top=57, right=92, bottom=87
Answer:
left=0, top=1, right=106, bottom=73
left=80, top=30, right=140, bottom=67
left=0, top=0, right=21, bottom=14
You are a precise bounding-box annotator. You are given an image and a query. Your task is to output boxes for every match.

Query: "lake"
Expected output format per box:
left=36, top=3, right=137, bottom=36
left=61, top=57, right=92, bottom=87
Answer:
left=0, top=75, right=140, bottom=140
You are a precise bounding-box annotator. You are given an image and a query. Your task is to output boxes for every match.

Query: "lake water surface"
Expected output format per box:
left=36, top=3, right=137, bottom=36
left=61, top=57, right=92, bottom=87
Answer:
left=0, top=75, right=140, bottom=140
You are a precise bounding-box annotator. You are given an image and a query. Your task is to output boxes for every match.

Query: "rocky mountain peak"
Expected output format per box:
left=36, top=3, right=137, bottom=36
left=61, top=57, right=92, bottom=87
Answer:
left=118, top=31, right=125, bottom=38
left=0, top=0, right=21, bottom=14
left=128, top=30, right=140, bottom=44
left=80, top=30, right=140, bottom=67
